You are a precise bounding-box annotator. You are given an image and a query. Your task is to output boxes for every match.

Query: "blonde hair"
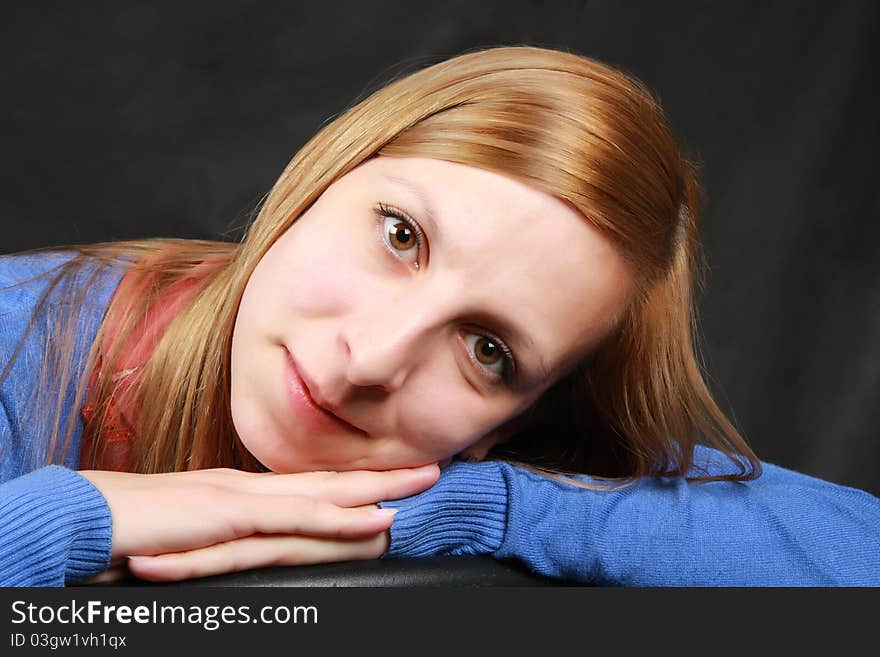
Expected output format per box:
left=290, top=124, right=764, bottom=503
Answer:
left=2, top=46, right=759, bottom=482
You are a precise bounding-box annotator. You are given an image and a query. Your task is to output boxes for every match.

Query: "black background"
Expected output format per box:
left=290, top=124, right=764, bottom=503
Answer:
left=2, top=1, right=878, bottom=495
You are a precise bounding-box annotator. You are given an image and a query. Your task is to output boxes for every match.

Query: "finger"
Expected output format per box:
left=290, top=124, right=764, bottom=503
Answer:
left=229, top=495, right=398, bottom=539
left=274, top=465, right=440, bottom=507
left=197, top=463, right=440, bottom=507
left=126, top=533, right=389, bottom=582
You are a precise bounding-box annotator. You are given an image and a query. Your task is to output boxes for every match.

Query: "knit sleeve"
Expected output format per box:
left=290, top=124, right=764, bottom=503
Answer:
left=380, top=452, right=880, bottom=586
left=0, top=252, right=119, bottom=586
left=0, top=464, right=112, bottom=586
left=382, top=461, right=508, bottom=558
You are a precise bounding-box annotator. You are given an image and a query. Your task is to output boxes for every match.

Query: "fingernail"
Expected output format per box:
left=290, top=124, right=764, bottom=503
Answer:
left=373, top=507, right=399, bottom=517
left=127, top=556, right=152, bottom=561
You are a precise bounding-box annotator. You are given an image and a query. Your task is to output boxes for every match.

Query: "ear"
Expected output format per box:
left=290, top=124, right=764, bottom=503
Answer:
left=457, top=423, right=518, bottom=462
left=458, top=429, right=509, bottom=461
left=456, top=404, right=545, bottom=463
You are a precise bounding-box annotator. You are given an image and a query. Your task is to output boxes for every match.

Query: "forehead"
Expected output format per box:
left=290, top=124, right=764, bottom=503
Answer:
left=348, top=157, right=634, bottom=377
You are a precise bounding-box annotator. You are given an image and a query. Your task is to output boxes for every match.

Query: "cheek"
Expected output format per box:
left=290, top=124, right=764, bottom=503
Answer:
left=284, top=235, right=373, bottom=317
left=287, top=257, right=355, bottom=315
left=398, top=381, right=520, bottom=455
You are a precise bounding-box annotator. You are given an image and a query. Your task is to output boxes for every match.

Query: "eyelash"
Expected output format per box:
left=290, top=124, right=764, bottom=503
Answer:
left=374, top=201, right=518, bottom=386
left=375, top=203, right=426, bottom=267
left=463, top=329, right=517, bottom=385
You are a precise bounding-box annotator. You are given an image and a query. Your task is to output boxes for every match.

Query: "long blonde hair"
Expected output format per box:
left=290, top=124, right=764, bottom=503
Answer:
left=3, top=46, right=759, bottom=481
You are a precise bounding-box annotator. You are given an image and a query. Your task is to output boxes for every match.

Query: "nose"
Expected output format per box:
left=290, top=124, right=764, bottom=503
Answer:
left=338, top=297, right=437, bottom=393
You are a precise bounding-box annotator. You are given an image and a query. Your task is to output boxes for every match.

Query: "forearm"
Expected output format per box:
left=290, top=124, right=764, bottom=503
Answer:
left=383, top=458, right=880, bottom=586
left=0, top=466, right=112, bottom=586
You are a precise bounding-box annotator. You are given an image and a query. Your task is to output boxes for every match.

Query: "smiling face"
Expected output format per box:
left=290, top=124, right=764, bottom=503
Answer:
left=229, top=157, right=635, bottom=473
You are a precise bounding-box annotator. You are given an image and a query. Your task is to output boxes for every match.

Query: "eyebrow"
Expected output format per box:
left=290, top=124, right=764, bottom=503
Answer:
left=382, top=173, right=551, bottom=385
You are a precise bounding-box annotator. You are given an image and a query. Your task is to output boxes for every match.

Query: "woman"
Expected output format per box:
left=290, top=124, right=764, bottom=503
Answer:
left=1, top=46, right=877, bottom=586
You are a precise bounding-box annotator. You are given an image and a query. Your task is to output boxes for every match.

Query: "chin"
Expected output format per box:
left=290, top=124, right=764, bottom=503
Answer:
left=240, top=439, right=303, bottom=474
left=230, top=405, right=290, bottom=471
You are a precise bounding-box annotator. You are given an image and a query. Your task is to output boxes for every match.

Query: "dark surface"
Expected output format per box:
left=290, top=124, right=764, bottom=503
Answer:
left=89, top=557, right=567, bottom=588
left=2, top=1, right=878, bottom=495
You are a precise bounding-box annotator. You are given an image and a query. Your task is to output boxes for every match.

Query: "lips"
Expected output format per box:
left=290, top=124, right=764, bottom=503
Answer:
left=283, top=348, right=366, bottom=436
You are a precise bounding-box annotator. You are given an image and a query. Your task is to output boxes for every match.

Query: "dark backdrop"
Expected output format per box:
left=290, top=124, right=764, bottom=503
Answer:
left=2, top=1, right=878, bottom=495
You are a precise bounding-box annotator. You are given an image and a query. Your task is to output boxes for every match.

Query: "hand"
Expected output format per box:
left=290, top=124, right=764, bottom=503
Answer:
left=79, top=464, right=439, bottom=582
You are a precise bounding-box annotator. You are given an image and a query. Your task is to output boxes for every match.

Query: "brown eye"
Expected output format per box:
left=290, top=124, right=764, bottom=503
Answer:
left=387, top=221, right=416, bottom=251
left=464, top=333, right=510, bottom=378
left=474, top=337, right=501, bottom=365
left=380, top=211, right=422, bottom=267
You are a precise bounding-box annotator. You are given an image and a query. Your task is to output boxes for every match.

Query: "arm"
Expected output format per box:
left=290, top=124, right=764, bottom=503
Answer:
left=381, top=449, right=880, bottom=586
left=0, top=252, right=119, bottom=586
left=0, top=465, right=113, bottom=586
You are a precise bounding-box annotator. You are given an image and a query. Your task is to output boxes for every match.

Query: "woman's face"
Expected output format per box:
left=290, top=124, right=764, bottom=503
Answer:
left=230, top=157, right=634, bottom=473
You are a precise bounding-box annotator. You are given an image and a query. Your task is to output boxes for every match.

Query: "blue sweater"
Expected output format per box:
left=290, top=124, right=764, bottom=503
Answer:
left=2, top=252, right=878, bottom=586
left=1, top=252, right=123, bottom=586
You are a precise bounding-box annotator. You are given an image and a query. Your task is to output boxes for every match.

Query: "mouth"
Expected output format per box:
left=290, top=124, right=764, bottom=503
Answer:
left=283, top=348, right=367, bottom=436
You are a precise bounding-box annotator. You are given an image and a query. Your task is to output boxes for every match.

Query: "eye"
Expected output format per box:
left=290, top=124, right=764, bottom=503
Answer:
left=464, top=332, right=515, bottom=382
left=385, top=218, right=416, bottom=251
left=377, top=203, right=424, bottom=267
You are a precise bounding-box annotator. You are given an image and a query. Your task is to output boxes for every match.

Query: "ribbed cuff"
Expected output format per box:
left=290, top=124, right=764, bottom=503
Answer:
left=0, top=466, right=112, bottom=586
left=379, top=461, right=509, bottom=558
